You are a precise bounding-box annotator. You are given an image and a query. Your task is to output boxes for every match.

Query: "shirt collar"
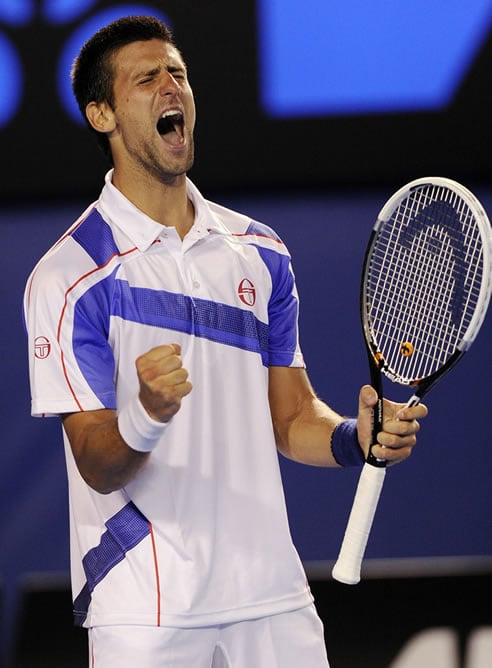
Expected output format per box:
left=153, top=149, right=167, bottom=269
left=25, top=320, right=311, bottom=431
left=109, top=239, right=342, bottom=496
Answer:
left=98, top=169, right=228, bottom=252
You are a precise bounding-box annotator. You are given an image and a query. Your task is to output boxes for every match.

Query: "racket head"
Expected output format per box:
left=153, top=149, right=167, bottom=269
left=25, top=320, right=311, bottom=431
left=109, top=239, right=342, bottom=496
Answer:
left=361, top=177, right=492, bottom=396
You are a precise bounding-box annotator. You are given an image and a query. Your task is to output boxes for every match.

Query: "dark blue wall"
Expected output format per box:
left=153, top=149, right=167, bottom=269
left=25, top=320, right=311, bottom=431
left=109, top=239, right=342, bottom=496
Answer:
left=2, top=189, right=492, bottom=663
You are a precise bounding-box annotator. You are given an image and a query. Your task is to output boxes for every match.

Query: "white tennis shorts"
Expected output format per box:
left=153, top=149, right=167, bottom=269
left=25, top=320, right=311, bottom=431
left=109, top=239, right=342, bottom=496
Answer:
left=88, top=604, right=330, bottom=667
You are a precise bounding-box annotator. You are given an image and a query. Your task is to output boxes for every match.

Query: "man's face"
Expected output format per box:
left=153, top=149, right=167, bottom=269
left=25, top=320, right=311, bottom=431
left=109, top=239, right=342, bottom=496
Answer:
left=108, top=39, right=196, bottom=184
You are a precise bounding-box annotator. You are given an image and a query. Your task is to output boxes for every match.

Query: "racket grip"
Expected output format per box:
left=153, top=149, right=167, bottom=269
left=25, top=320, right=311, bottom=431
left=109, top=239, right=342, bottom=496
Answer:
left=332, top=462, right=386, bottom=584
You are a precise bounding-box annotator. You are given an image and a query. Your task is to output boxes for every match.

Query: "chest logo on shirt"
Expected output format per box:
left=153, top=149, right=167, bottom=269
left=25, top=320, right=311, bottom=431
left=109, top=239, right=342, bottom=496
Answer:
left=34, top=336, right=51, bottom=360
left=238, top=278, right=256, bottom=306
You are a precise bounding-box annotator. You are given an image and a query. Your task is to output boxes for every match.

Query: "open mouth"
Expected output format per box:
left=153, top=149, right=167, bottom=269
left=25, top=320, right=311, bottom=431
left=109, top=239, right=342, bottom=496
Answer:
left=157, top=110, right=184, bottom=145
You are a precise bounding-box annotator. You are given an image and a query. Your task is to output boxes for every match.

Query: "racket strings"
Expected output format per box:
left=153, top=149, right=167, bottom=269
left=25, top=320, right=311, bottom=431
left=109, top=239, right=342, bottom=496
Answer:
left=379, top=189, right=480, bottom=377
left=403, top=230, right=459, bottom=379
left=370, top=238, right=452, bottom=380
left=378, top=226, right=477, bottom=380
left=366, top=185, right=484, bottom=384
left=403, top=208, right=464, bottom=372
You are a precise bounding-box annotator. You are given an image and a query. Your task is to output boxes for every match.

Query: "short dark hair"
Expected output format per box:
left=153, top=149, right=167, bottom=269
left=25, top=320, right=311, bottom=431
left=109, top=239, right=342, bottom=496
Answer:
left=71, top=15, right=175, bottom=158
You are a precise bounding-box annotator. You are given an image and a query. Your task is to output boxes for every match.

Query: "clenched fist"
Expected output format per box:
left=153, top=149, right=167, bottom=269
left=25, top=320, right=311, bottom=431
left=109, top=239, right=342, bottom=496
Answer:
left=136, top=343, right=192, bottom=423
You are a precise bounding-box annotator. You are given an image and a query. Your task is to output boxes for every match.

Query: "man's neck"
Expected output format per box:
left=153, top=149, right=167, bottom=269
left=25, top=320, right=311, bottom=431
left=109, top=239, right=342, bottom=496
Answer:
left=111, top=167, right=195, bottom=239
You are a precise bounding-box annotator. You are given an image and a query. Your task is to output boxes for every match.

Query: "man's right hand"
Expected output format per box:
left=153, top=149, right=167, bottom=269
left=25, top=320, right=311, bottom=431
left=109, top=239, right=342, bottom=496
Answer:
left=136, top=343, right=192, bottom=423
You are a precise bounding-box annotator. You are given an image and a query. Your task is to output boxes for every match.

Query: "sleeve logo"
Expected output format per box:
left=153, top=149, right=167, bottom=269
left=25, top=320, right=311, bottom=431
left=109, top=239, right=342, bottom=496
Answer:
left=34, top=336, right=51, bottom=360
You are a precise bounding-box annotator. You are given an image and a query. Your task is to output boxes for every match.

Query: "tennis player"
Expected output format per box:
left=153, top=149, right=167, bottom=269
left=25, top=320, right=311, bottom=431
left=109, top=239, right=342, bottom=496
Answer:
left=23, top=15, right=427, bottom=667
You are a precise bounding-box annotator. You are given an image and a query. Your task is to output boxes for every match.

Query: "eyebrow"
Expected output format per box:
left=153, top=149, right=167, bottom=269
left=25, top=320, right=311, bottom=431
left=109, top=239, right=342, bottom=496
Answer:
left=132, top=61, right=187, bottom=81
left=168, top=63, right=186, bottom=74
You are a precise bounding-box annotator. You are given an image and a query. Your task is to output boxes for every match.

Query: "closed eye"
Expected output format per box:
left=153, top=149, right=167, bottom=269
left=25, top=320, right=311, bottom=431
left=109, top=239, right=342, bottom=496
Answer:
left=137, top=68, right=160, bottom=85
left=168, top=66, right=187, bottom=80
left=137, top=71, right=186, bottom=86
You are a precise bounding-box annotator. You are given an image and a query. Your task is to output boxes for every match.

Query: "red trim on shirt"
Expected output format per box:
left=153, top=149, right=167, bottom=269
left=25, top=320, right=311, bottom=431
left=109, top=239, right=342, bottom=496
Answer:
left=232, top=232, right=284, bottom=244
left=56, top=246, right=138, bottom=411
left=149, top=522, right=161, bottom=626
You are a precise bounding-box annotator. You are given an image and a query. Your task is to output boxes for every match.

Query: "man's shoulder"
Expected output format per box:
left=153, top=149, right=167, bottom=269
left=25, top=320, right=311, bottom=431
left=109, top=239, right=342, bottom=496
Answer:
left=25, top=204, right=119, bottom=296
left=206, top=199, right=283, bottom=243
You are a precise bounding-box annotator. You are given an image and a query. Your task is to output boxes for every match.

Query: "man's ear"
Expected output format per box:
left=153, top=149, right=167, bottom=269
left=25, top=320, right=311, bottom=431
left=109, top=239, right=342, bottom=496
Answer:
left=85, top=101, right=116, bottom=133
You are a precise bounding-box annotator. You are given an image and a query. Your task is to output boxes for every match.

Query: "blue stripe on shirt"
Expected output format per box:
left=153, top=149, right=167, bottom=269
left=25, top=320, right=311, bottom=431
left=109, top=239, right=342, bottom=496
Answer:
left=73, top=502, right=150, bottom=626
left=72, top=269, right=118, bottom=408
left=71, top=209, right=120, bottom=267
left=114, top=280, right=270, bottom=364
left=71, top=278, right=271, bottom=407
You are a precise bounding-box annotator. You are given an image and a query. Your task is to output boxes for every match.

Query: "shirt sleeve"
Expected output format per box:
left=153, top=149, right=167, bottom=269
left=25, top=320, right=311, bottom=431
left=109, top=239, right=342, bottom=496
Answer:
left=24, top=239, right=117, bottom=417
left=245, top=220, right=305, bottom=368
left=266, top=248, right=305, bottom=367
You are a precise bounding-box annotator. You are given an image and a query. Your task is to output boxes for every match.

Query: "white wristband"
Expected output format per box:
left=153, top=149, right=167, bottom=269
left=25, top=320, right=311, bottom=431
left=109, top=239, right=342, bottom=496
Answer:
left=117, top=394, right=169, bottom=453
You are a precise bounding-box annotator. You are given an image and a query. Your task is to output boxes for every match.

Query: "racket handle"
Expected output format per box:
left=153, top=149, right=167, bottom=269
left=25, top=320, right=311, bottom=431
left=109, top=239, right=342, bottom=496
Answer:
left=332, top=462, right=386, bottom=584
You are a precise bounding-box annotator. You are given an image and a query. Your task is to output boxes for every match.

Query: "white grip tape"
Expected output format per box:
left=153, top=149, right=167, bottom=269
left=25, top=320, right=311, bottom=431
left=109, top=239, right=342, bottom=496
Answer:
left=332, top=462, right=386, bottom=584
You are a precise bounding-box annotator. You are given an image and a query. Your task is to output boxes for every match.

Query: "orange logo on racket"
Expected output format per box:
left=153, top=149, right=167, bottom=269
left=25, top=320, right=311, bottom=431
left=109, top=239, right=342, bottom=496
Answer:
left=400, top=341, right=414, bottom=356
left=373, top=352, right=385, bottom=368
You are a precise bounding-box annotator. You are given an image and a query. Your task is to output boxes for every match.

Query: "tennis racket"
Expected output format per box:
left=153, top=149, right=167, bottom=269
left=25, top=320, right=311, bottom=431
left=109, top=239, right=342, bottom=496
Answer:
left=332, top=176, right=492, bottom=585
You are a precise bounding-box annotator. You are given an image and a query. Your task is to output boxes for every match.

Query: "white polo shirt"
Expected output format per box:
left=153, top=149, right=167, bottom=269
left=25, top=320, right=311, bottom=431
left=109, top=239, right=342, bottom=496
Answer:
left=24, top=171, right=313, bottom=628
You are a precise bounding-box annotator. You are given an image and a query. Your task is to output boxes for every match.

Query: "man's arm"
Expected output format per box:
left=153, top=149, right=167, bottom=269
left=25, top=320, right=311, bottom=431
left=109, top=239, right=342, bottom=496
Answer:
left=268, top=366, right=427, bottom=467
left=62, top=343, right=192, bottom=494
left=62, top=408, right=149, bottom=494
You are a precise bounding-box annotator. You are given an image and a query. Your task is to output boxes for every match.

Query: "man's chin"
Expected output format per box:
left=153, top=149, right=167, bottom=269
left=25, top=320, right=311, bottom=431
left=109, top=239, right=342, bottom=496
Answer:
left=160, top=149, right=195, bottom=184
left=152, top=158, right=193, bottom=186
